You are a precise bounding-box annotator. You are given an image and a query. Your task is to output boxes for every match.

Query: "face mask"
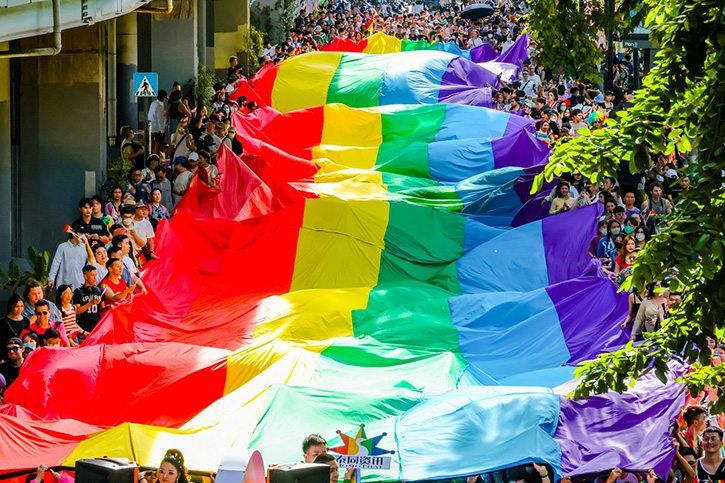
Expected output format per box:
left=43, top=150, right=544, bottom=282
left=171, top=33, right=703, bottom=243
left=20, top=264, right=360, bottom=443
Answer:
left=623, top=226, right=634, bottom=234
left=24, top=341, right=36, bottom=350
left=599, top=228, right=607, bottom=236
left=610, top=228, right=621, bottom=236
left=636, top=233, right=645, bottom=241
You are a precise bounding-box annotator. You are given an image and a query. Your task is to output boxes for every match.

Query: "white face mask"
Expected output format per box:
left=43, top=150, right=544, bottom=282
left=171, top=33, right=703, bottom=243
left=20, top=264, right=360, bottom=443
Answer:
left=635, top=233, right=645, bottom=241
left=599, top=228, right=607, bottom=236
left=610, top=228, right=621, bottom=236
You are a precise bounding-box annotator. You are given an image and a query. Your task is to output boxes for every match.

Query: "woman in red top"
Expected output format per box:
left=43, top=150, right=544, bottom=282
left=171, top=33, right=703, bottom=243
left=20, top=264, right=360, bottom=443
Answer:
left=615, top=235, right=637, bottom=275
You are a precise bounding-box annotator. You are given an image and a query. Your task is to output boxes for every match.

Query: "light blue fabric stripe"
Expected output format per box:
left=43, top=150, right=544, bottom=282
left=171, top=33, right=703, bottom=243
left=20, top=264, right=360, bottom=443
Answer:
left=456, top=220, right=549, bottom=293
left=396, top=386, right=562, bottom=481
left=427, top=139, right=495, bottom=183
left=449, top=288, right=571, bottom=381
left=379, top=51, right=452, bottom=105
left=437, top=42, right=473, bottom=61
left=434, top=104, right=509, bottom=142
left=462, top=218, right=508, bottom=252
left=456, top=166, right=526, bottom=224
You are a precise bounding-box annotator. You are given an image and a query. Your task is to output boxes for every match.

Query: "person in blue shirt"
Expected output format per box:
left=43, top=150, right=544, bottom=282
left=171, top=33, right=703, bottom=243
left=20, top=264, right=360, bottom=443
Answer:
left=597, top=219, right=622, bottom=271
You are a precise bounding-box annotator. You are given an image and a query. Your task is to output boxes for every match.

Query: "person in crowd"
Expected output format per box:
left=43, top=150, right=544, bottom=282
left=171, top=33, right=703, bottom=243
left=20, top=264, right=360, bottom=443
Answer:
left=72, top=197, right=110, bottom=243
left=20, top=299, right=69, bottom=347
left=187, top=152, right=210, bottom=185
left=642, top=181, right=673, bottom=233
left=679, top=406, right=708, bottom=458
left=120, top=125, right=146, bottom=171
left=227, top=126, right=244, bottom=156
left=148, top=90, right=168, bottom=156
left=21, top=332, right=39, bottom=357
left=151, top=165, right=175, bottom=210
left=633, top=225, right=649, bottom=250
left=597, top=219, right=622, bottom=270
left=199, top=151, right=219, bottom=188
left=313, top=453, right=345, bottom=483
left=82, top=237, right=109, bottom=281
left=126, top=203, right=157, bottom=259
left=142, top=154, right=161, bottom=183
left=619, top=285, right=644, bottom=332
left=589, top=220, right=608, bottom=257
left=100, top=258, right=136, bottom=308
left=0, top=337, right=24, bottom=391
left=1, top=294, right=29, bottom=348
left=167, top=90, right=192, bottom=135
left=173, top=160, right=194, bottom=205
left=140, top=449, right=187, bottom=483
left=41, top=328, right=62, bottom=347
left=698, top=427, right=725, bottom=482
left=56, top=284, right=81, bottom=347
left=48, top=232, right=87, bottom=291
left=302, top=434, right=327, bottom=463
left=149, top=188, right=171, bottom=227
left=73, top=265, right=104, bottom=336
left=549, top=181, right=577, bottom=215
left=622, top=191, right=640, bottom=218
left=22, top=280, right=61, bottom=324
left=126, top=168, right=151, bottom=204
left=630, top=281, right=670, bottom=341
left=614, top=235, right=637, bottom=275
left=91, top=195, right=113, bottom=228
left=106, top=185, right=126, bottom=224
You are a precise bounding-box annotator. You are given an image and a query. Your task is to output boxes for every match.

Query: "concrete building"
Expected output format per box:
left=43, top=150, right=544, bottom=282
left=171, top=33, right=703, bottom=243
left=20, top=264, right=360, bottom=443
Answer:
left=0, top=0, right=250, bottom=268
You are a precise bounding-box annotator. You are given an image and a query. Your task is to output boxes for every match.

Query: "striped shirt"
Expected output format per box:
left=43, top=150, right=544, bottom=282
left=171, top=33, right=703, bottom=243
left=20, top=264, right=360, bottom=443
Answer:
left=60, top=305, right=81, bottom=337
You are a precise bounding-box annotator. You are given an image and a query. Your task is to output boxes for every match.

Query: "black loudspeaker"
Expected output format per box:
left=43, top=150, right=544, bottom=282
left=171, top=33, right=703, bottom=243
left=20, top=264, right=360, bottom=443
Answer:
left=76, top=458, right=139, bottom=483
left=268, top=463, right=329, bottom=483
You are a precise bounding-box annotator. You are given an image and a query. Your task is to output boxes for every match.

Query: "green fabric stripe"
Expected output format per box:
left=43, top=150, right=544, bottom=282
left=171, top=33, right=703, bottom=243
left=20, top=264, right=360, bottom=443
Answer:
left=376, top=202, right=465, bottom=292
left=401, top=39, right=439, bottom=51
left=376, top=105, right=446, bottom=178
left=248, top=383, right=420, bottom=482
left=351, top=283, right=462, bottom=352
left=326, top=53, right=389, bottom=107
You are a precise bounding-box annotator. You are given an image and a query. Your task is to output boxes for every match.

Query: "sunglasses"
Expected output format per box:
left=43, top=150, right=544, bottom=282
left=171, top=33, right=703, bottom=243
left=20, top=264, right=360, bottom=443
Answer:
left=7, top=346, right=21, bottom=353
left=36, top=311, right=49, bottom=315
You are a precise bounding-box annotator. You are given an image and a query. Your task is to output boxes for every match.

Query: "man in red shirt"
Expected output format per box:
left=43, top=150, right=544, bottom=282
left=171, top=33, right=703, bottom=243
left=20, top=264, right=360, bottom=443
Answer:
left=100, top=258, right=136, bottom=308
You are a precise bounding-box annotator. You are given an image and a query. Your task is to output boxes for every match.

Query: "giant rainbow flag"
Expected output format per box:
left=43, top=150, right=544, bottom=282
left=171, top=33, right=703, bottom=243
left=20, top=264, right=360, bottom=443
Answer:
left=0, top=47, right=683, bottom=483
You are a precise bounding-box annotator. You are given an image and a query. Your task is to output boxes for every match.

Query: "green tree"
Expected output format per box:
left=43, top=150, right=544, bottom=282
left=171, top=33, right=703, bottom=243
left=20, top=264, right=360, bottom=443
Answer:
left=530, top=0, right=725, bottom=410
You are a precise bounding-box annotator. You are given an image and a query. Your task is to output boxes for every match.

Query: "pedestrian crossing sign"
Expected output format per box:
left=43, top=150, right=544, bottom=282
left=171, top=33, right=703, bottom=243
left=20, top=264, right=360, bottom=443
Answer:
left=133, top=72, right=158, bottom=97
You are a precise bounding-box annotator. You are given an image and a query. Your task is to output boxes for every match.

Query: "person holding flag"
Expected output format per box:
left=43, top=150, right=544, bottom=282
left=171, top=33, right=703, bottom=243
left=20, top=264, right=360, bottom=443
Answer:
left=549, top=180, right=584, bottom=215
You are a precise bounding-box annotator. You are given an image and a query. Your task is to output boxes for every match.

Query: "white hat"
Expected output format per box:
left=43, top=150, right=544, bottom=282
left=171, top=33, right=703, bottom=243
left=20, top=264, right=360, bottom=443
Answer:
left=188, top=152, right=200, bottom=161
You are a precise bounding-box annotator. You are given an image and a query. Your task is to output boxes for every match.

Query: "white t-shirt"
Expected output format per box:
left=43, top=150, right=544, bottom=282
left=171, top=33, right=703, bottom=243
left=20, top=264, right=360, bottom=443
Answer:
left=174, top=170, right=194, bottom=205
left=129, top=218, right=155, bottom=252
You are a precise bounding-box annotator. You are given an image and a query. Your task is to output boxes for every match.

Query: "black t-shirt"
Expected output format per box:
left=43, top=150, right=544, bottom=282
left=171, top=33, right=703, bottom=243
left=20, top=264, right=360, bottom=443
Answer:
left=73, top=285, right=104, bottom=332
left=71, top=217, right=109, bottom=238
left=0, top=360, right=21, bottom=390
left=698, top=459, right=725, bottom=483
left=0, top=316, right=28, bottom=347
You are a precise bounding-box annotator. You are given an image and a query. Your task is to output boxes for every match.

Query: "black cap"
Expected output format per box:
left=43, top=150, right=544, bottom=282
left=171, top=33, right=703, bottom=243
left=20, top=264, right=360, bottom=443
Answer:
left=6, top=337, right=22, bottom=347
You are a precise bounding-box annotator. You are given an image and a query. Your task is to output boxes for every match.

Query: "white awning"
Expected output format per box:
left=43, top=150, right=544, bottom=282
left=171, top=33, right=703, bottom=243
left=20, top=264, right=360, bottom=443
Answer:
left=0, top=0, right=151, bottom=42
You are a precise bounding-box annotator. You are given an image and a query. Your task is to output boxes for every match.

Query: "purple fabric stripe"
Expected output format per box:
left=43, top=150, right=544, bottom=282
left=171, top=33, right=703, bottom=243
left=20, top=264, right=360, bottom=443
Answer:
left=438, top=58, right=497, bottom=107
left=511, top=191, right=550, bottom=226
left=491, top=130, right=550, bottom=170
left=554, top=370, right=686, bottom=479
left=546, top=276, right=630, bottom=364
left=542, top=203, right=603, bottom=284
left=512, top=165, right=554, bottom=204
left=469, top=43, right=499, bottom=63
left=497, top=33, right=530, bottom=68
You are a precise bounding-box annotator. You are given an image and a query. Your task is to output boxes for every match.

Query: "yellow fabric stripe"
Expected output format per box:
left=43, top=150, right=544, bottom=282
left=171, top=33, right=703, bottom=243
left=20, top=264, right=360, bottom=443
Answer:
left=313, top=104, right=382, bottom=170
left=290, top=197, right=389, bottom=291
left=363, top=32, right=403, bottom=54
left=313, top=168, right=387, bottom=200
left=271, top=52, right=342, bottom=112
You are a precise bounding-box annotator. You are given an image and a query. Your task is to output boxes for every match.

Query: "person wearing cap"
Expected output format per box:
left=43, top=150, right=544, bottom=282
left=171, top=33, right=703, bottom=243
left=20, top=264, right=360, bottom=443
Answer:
left=227, top=126, right=244, bottom=156
left=129, top=203, right=157, bottom=259
left=187, top=151, right=210, bottom=186
left=0, top=337, right=24, bottom=391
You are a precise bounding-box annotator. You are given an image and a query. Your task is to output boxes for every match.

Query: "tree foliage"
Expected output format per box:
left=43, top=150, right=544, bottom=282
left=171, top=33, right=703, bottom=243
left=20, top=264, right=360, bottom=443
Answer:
left=529, top=0, right=725, bottom=410
left=527, top=0, right=644, bottom=82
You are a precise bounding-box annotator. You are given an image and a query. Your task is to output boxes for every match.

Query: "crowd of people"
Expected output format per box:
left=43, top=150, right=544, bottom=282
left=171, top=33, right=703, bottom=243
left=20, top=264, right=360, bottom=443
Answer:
left=0, top=1, right=712, bottom=483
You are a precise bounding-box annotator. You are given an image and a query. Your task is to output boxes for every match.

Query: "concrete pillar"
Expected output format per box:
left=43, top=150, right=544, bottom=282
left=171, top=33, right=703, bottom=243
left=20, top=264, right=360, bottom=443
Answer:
left=150, top=0, right=198, bottom=94
left=197, top=0, right=207, bottom=68
left=213, top=0, right=250, bottom=74
left=117, top=13, right=139, bottom=133
left=0, top=42, right=12, bottom=261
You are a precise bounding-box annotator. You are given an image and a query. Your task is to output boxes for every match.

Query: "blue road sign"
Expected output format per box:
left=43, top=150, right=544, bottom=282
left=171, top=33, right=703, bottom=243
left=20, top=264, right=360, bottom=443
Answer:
left=133, top=72, right=158, bottom=97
